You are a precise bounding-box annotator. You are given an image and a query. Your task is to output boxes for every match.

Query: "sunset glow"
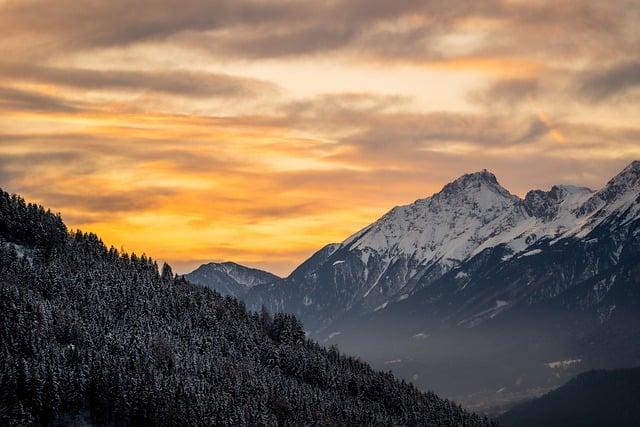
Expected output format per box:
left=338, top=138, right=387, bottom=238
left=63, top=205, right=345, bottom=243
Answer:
left=2, top=0, right=639, bottom=275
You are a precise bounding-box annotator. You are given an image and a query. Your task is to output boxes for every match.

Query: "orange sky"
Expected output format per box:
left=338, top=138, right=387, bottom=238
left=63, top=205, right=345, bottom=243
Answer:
left=1, top=0, right=639, bottom=275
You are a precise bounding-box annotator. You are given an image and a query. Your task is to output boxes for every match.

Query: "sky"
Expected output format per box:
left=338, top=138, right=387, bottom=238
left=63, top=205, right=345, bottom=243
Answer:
left=1, top=0, right=639, bottom=275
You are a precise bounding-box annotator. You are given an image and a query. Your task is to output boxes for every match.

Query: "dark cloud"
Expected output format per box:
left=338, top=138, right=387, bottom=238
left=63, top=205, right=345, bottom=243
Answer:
left=0, top=86, right=79, bottom=113
left=276, top=96, right=553, bottom=162
left=0, top=0, right=442, bottom=58
left=514, top=117, right=550, bottom=144
left=578, top=60, right=640, bottom=101
left=334, top=113, right=549, bottom=167
left=242, top=203, right=319, bottom=220
left=197, top=22, right=361, bottom=59
left=0, top=150, right=91, bottom=186
left=469, top=78, right=539, bottom=107
left=34, top=188, right=176, bottom=214
left=0, top=150, right=84, bottom=166
left=277, top=93, right=410, bottom=133
left=2, top=0, right=634, bottom=63
left=0, top=0, right=299, bottom=53
left=0, top=129, right=245, bottom=177
left=0, top=62, right=279, bottom=99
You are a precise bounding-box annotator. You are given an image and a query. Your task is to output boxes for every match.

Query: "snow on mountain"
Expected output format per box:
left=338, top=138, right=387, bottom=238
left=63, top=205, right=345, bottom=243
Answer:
left=574, top=160, right=640, bottom=235
left=243, top=161, right=640, bottom=404
left=344, top=170, right=525, bottom=268
left=185, top=261, right=279, bottom=298
left=471, top=184, right=595, bottom=257
left=246, top=161, right=640, bottom=332
left=578, top=160, right=640, bottom=216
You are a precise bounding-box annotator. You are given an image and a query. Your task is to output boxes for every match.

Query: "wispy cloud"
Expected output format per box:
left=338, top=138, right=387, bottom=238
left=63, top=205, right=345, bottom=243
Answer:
left=0, top=86, right=80, bottom=113
left=0, top=62, right=279, bottom=99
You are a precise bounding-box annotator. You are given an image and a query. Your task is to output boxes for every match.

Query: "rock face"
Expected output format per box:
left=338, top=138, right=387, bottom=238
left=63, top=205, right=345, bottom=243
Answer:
left=523, top=185, right=592, bottom=221
left=244, top=161, right=640, bottom=404
left=184, top=261, right=279, bottom=298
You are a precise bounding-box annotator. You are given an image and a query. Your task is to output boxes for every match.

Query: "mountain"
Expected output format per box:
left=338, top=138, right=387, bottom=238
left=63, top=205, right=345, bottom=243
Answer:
left=245, top=170, right=529, bottom=330
left=0, top=188, right=492, bottom=425
left=501, top=366, right=640, bottom=427
left=244, top=161, right=640, bottom=407
left=184, top=261, right=279, bottom=298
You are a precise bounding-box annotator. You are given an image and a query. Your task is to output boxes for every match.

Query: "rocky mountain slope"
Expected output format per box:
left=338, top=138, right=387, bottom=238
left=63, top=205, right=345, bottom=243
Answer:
left=247, top=162, right=640, bottom=329
left=244, top=161, right=640, bottom=405
left=184, top=261, right=279, bottom=298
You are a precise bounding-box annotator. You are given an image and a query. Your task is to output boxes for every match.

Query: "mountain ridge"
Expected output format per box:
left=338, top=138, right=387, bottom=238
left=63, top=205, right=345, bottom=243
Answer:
left=184, top=261, right=279, bottom=298
left=246, top=162, right=640, bottom=331
left=242, top=161, right=640, bottom=406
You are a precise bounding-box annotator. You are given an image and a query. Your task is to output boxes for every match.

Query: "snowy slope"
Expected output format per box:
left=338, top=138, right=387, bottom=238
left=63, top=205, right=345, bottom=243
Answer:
left=344, top=170, right=525, bottom=268
left=243, top=161, right=640, bottom=403
left=342, top=161, right=640, bottom=291
left=246, top=161, right=640, bottom=332
left=185, top=261, right=279, bottom=298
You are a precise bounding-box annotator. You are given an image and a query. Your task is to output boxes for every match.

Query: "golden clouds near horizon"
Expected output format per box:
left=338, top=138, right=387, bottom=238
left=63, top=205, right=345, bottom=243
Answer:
left=1, top=0, right=639, bottom=274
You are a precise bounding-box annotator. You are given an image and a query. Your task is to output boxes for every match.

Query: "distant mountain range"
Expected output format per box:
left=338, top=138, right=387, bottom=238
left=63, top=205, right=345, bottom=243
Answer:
left=501, top=366, right=640, bottom=427
left=189, top=160, right=640, bottom=407
left=183, top=261, right=279, bottom=298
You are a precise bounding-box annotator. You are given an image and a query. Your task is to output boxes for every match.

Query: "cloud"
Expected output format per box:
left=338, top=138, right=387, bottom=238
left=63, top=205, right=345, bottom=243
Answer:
left=0, top=0, right=299, bottom=55
left=3, top=89, right=639, bottom=273
left=0, top=86, right=80, bottom=113
left=469, top=78, right=539, bottom=107
left=32, top=188, right=177, bottom=216
left=2, top=0, right=635, bottom=66
left=578, top=60, right=640, bottom=101
left=273, top=95, right=555, bottom=163
left=1, top=0, right=638, bottom=275
left=0, top=62, right=279, bottom=99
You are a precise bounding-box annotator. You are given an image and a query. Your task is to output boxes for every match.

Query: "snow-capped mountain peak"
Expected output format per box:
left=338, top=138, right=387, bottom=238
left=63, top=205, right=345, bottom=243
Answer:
left=437, top=169, right=512, bottom=199
left=185, top=261, right=279, bottom=297
left=243, top=161, right=640, bottom=398
left=344, top=169, right=523, bottom=265
left=245, top=161, right=640, bottom=333
left=578, top=160, right=640, bottom=217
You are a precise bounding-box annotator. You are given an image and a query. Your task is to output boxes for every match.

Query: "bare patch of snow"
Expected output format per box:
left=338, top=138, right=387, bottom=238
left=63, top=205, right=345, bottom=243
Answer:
left=520, top=249, right=542, bottom=257
left=546, top=359, right=582, bottom=369
left=455, top=271, right=469, bottom=279
left=458, top=300, right=510, bottom=326
left=413, top=333, right=430, bottom=340
left=374, top=301, right=388, bottom=311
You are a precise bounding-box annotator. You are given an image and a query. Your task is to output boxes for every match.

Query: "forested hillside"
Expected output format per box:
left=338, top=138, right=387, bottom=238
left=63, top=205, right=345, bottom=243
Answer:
left=0, top=189, right=492, bottom=426
left=501, top=367, right=640, bottom=427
